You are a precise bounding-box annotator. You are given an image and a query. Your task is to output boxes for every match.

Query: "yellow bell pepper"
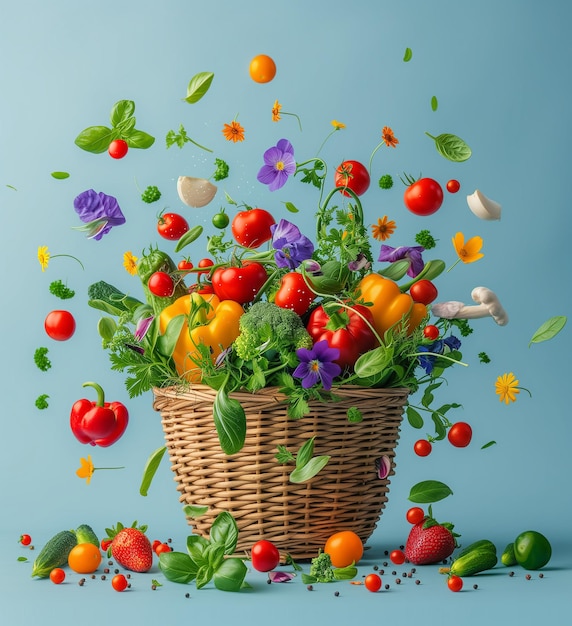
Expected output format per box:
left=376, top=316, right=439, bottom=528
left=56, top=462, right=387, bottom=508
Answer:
left=159, top=292, right=244, bottom=382
left=356, top=273, right=426, bottom=338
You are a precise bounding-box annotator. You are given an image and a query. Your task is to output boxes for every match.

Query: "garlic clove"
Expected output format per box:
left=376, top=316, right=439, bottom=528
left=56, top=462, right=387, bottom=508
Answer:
left=466, top=189, right=502, bottom=220
left=177, top=176, right=217, bottom=208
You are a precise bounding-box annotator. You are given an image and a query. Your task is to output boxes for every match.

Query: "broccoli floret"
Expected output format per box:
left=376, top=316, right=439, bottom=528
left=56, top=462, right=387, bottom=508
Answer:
left=88, top=281, right=144, bottom=315
left=378, top=174, right=394, bottom=189
left=35, top=394, right=49, bottom=410
left=415, top=229, right=437, bottom=249
left=34, top=347, right=51, bottom=372
left=309, top=552, right=335, bottom=583
left=212, top=158, right=230, bottom=181
left=49, top=279, right=75, bottom=300
left=141, top=185, right=161, bottom=203
left=234, top=301, right=313, bottom=361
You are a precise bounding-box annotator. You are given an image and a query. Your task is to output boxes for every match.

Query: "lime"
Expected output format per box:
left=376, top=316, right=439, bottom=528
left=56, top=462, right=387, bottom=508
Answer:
left=513, top=530, right=552, bottom=570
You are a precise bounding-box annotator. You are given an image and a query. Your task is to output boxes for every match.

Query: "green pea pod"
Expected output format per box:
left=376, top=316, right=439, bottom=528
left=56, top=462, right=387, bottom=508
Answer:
left=174, top=225, right=204, bottom=253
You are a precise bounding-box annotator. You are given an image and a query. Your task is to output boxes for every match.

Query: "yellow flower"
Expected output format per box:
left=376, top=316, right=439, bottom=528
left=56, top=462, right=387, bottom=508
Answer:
left=371, top=216, right=397, bottom=241
left=38, top=246, right=50, bottom=271
left=272, top=100, right=282, bottom=122
left=495, top=372, right=521, bottom=404
left=222, top=120, right=245, bottom=143
left=76, top=455, right=94, bottom=485
left=381, top=126, right=399, bottom=148
left=452, top=232, right=484, bottom=264
left=331, top=120, right=346, bottom=130
left=123, top=251, right=138, bottom=275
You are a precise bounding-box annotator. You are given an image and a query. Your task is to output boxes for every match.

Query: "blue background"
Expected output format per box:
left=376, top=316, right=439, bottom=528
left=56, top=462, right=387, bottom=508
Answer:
left=1, top=1, right=570, bottom=624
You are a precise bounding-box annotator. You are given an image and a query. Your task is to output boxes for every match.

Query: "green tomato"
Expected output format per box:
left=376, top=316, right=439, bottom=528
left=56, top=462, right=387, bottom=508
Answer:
left=513, top=530, right=552, bottom=570
left=212, top=210, right=229, bottom=229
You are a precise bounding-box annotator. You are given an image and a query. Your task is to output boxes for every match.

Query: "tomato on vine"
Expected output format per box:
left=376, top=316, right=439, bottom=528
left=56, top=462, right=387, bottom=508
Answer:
left=414, top=439, right=432, bottom=457
left=177, top=259, right=194, bottom=273
left=197, top=258, right=214, bottom=275
left=448, top=422, right=473, bottom=448
left=148, top=271, right=175, bottom=297
left=231, top=208, right=275, bottom=248
left=334, top=160, right=370, bottom=196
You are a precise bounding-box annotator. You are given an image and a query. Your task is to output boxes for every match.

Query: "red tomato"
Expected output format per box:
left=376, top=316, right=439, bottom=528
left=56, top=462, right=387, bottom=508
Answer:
left=112, top=574, right=129, bottom=592
left=19, top=534, right=32, bottom=546
left=157, top=212, right=189, bottom=240
left=211, top=262, right=268, bottom=304
left=446, top=179, right=461, bottom=193
left=334, top=160, right=370, bottom=196
left=251, top=540, right=280, bottom=572
left=197, top=258, right=214, bottom=275
left=148, top=271, right=174, bottom=297
left=447, top=422, right=473, bottom=448
left=403, top=177, right=443, bottom=216
left=44, top=310, right=76, bottom=341
left=414, top=439, right=432, bottom=457
left=155, top=543, right=171, bottom=556
left=177, top=259, right=194, bottom=272
left=108, top=139, right=128, bottom=159
left=423, top=325, right=440, bottom=340
left=447, top=575, right=463, bottom=592
left=231, top=208, right=275, bottom=248
left=410, top=280, right=438, bottom=305
left=50, top=568, right=66, bottom=584
left=364, top=573, right=382, bottom=592
left=406, top=507, right=425, bottom=525
left=274, top=272, right=315, bottom=315
left=390, top=549, right=406, bottom=565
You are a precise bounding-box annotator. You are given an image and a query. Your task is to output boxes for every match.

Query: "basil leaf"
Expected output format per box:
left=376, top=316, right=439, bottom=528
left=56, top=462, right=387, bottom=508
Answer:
left=195, top=564, right=213, bottom=589
left=206, top=542, right=226, bottom=571
left=290, top=455, right=330, bottom=483
left=185, top=71, right=215, bottom=104
left=158, top=551, right=197, bottom=584
left=213, top=558, right=248, bottom=592
left=156, top=314, right=185, bottom=358
left=51, top=171, right=70, bottom=180
left=529, top=315, right=567, bottom=346
left=213, top=386, right=246, bottom=455
left=139, top=446, right=166, bottom=496
left=115, top=116, right=136, bottom=136
left=354, top=345, right=394, bottom=378
left=406, top=406, right=424, bottom=429
left=110, top=100, right=135, bottom=127
left=333, top=564, right=358, bottom=580
left=74, top=125, right=116, bottom=154
left=186, top=535, right=209, bottom=564
left=425, top=132, right=472, bottom=162
left=296, top=437, right=315, bottom=468
left=403, top=47, right=413, bottom=62
left=408, top=480, right=453, bottom=503
left=183, top=504, right=209, bottom=518
left=284, top=201, right=299, bottom=213
left=97, top=317, right=117, bottom=342
left=125, top=129, right=155, bottom=149
left=210, top=512, right=239, bottom=555
left=431, top=96, right=438, bottom=111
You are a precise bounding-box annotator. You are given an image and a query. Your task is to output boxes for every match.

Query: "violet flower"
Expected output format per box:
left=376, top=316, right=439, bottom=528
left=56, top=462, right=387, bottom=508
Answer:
left=257, top=138, right=296, bottom=191
left=293, top=340, right=342, bottom=390
left=378, top=244, right=425, bottom=278
left=271, top=219, right=315, bottom=269
left=134, top=316, right=154, bottom=342
left=73, top=189, right=126, bottom=240
left=348, top=252, right=371, bottom=272
left=417, top=335, right=462, bottom=375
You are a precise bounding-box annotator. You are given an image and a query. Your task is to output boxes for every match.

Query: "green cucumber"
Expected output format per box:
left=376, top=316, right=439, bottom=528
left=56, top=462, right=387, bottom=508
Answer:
left=456, top=539, right=497, bottom=559
left=447, top=547, right=498, bottom=577
left=75, top=523, right=99, bottom=547
left=501, top=542, right=518, bottom=567
left=31, top=530, right=77, bottom=578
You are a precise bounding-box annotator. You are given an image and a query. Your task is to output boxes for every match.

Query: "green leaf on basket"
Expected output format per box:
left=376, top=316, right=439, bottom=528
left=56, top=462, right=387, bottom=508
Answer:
left=139, top=446, right=167, bottom=496
left=183, top=504, right=209, bottom=518
left=528, top=315, right=567, bottom=346
left=213, top=383, right=246, bottom=455
left=290, top=455, right=330, bottom=483
left=296, top=437, right=315, bottom=468
left=408, top=480, right=453, bottom=503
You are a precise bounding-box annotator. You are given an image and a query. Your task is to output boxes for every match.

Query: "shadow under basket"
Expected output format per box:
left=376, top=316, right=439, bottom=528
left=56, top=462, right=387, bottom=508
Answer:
left=153, top=384, right=409, bottom=559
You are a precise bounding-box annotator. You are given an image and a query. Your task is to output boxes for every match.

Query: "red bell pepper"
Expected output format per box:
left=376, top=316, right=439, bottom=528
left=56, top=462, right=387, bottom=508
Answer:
left=70, top=382, right=129, bottom=447
left=306, top=303, right=378, bottom=370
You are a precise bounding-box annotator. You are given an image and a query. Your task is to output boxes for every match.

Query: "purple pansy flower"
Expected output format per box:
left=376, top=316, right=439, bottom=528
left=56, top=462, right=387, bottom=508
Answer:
left=73, top=189, right=126, bottom=240
left=256, top=138, right=296, bottom=191
left=293, top=340, right=342, bottom=390
left=378, top=244, right=425, bottom=278
left=417, top=335, right=462, bottom=375
left=271, top=219, right=315, bottom=269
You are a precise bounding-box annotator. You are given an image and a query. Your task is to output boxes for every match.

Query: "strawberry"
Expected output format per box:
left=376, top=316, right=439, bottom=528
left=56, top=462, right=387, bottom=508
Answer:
left=405, top=511, right=458, bottom=565
left=105, top=522, right=153, bottom=573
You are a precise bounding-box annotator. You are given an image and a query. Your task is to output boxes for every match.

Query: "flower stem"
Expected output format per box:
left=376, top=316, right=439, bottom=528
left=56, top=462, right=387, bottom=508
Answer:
left=51, top=254, right=85, bottom=271
left=368, top=141, right=384, bottom=175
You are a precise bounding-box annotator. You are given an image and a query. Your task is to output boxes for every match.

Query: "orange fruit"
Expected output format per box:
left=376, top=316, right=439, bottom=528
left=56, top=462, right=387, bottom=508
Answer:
left=68, top=542, right=102, bottom=574
left=324, top=530, right=364, bottom=568
left=249, top=54, right=276, bottom=83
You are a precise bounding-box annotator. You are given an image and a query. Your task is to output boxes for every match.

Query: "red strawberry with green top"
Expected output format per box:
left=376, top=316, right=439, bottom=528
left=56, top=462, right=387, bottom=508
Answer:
left=105, top=522, right=153, bottom=573
left=405, top=509, right=458, bottom=565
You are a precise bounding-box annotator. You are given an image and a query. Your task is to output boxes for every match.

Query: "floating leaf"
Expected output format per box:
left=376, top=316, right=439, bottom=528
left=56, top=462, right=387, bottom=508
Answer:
left=51, top=171, right=70, bottom=180
left=17, top=557, right=28, bottom=562
left=425, top=132, right=472, bottom=162
left=6, top=184, right=17, bottom=190
left=403, top=47, right=413, bottom=62
left=431, top=96, right=438, bottom=111
left=529, top=316, right=567, bottom=347
left=139, top=446, right=167, bottom=496
left=284, top=201, right=299, bottom=213
left=183, top=504, right=209, bottom=518
left=408, top=480, right=453, bottom=503
left=185, top=72, right=215, bottom=104
left=481, top=441, right=497, bottom=449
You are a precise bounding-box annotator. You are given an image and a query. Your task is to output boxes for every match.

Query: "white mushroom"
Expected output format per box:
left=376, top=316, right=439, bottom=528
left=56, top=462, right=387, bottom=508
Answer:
left=177, top=176, right=218, bottom=208
left=467, top=189, right=502, bottom=220
left=431, top=286, right=508, bottom=326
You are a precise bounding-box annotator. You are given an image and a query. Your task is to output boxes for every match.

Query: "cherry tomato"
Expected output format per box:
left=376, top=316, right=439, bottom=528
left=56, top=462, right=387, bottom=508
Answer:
left=423, top=325, right=440, bottom=341
left=249, top=54, right=277, bottom=83
left=324, top=531, right=364, bottom=568
left=447, top=422, right=473, bottom=448
left=231, top=208, right=275, bottom=248
left=101, top=538, right=112, bottom=552
left=390, top=549, right=406, bottom=565
left=19, top=534, right=32, bottom=546
left=112, top=573, right=129, bottom=592
left=68, top=542, right=102, bottom=574
left=50, top=568, right=66, bottom=584
left=148, top=271, right=175, bottom=297
left=212, top=210, right=230, bottom=229
left=155, top=543, right=172, bottom=556
left=403, top=177, right=443, bottom=216
left=513, top=530, right=552, bottom=570
left=410, top=280, right=438, bottom=305
left=414, top=439, right=432, bottom=457
left=406, top=507, right=425, bottom=525
left=197, top=258, right=214, bottom=275
left=44, top=310, right=76, bottom=341
left=177, top=259, right=194, bottom=272
left=447, top=575, right=463, bottom=592
left=108, top=139, right=128, bottom=159
left=364, top=573, right=382, bottom=592
left=334, top=160, right=370, bottom=197
left=273, top=272, right=315, bottom=316
left=446, top=179, right=461, bottom=193
left=211, top=261, right=268, bottom=304
left=251, top=540, right=280, bottom=572
left=157, top=212, right=189, bottom=240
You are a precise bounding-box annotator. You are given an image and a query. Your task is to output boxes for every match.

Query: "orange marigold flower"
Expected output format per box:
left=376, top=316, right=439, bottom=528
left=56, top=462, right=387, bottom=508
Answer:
left=381, top=126, right=399, bottom=148
left=272, top=100, right=282, bottom=122
left=222, top=120, right=245, bottom=143
left=371, top=216, right=397, bottom=241
left=452, top=232, right=484, bottom=264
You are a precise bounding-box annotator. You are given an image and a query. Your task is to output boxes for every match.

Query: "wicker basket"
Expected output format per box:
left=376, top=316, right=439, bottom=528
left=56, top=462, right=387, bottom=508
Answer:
left=153, top=384, right=408, bottom=559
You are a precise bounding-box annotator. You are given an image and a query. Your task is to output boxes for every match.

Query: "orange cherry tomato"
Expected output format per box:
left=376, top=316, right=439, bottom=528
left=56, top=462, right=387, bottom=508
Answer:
left=324, top=530, right=364, bottom=568
left=249, top=54, right=276, bottom=83
left=68, top=542, right=102, bottom=574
